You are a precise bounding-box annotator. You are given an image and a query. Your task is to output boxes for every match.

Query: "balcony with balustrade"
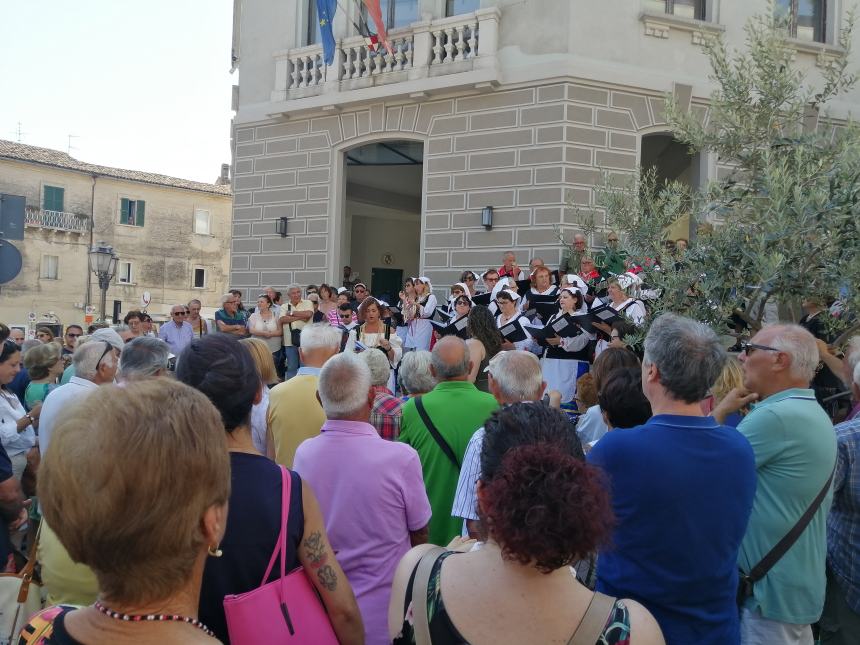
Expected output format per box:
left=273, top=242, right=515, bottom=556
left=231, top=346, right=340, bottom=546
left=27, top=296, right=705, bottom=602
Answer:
left=25, top=206, right=89, bottom=234
left=271, top=8, right=500, bottom=115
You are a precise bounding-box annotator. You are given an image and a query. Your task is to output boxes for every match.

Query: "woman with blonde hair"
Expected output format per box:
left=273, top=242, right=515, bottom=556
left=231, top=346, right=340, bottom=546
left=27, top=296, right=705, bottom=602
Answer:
left=703, top=356, right=746, bottom=426
left=239, top=337, right=279, bottom=455
left=23, top=341, right=64, bottom=409
left=22, top=379, right=231, bottom=642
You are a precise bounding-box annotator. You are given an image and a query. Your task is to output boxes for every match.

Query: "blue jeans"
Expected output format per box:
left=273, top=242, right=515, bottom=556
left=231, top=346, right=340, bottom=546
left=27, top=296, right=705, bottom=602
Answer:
left=284, top=345, right=300, bottom=380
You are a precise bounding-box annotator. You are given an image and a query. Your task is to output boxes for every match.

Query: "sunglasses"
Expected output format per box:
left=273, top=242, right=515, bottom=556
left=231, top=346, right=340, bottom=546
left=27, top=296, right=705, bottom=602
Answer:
left=174, top=311, right=188, bottom=316
left=740, top=342, right=781, bottom=355
left=67, top=333, right=82, bottom=338
left=96, top=342, right=114, bottom=369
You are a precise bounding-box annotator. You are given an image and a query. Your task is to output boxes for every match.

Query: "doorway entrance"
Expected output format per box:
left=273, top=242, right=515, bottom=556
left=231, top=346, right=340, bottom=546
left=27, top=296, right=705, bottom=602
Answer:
left=343, top=140, right=423, bottom=301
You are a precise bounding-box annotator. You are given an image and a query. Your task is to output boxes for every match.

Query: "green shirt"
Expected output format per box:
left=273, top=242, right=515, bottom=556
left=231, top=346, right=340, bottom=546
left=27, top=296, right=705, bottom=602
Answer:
left=595, top=248, right=628, bottom=277
left=60, top=365, right=75, bottom=385
left=737, top=388, right=836, bottom=623
left=399, top=381, right=498, bottom=545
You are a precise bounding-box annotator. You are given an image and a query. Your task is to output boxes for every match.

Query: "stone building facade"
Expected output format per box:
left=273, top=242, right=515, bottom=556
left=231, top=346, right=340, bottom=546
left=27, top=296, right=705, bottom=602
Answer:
left=0, top=140, right=232, bottom=328
left=229, top=0, right=859, bottom=298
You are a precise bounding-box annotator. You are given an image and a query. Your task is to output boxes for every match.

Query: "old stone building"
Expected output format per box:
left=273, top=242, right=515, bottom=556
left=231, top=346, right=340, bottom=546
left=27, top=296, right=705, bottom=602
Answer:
left=0, top=140, right=232, bottom=328
left=229, top=0, right=859, bottom=300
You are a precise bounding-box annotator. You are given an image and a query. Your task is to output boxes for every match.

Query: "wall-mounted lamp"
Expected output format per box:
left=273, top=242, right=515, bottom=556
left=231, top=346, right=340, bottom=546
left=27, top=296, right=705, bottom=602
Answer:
left=481, top=206, right=493, bottom=230
left=276, top=216, right=289, bottom=237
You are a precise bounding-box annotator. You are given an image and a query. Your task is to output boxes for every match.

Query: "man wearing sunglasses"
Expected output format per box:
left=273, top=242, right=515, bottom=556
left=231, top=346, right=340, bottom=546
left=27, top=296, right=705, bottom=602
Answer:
left=38, top=338, right=120, bottom=458
left=158, top=305, right=194, bottom=356
left=61, top=325, right=83, bottom=357
left=714, top=325, right=837, bottom=644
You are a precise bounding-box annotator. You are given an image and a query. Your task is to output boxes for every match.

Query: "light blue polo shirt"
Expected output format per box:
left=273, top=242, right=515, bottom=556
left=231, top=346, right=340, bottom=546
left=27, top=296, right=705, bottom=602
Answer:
left=737, top=388, right=836, bottom=624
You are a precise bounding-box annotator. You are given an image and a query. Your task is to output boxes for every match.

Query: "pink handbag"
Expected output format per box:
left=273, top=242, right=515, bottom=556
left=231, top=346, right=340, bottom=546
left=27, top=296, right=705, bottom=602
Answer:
left=223, top=466, right=338, bottom=644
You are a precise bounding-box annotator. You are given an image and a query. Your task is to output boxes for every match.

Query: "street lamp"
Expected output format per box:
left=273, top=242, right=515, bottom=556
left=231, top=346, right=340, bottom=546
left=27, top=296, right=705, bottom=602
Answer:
left=89, top=242, right=118, bottom=322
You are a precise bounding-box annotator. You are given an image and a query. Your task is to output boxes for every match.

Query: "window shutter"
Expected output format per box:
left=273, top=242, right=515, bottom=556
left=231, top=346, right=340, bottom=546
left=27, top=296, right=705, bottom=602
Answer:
left=43, top=186, right=64, bottom=212
left=121, top=198, right=130, bottom=223
left=136, top=200, right=145, bottom=227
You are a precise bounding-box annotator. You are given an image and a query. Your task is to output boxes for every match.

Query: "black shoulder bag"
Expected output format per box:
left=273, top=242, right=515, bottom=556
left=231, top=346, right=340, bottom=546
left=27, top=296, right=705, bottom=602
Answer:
left=737, top=464, right=835, bottom=606
left=414, top=397, right=461, bottom=470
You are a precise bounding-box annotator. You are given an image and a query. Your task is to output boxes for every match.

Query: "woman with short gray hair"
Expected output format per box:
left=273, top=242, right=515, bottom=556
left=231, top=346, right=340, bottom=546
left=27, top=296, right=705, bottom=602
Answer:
left=398, top=350, right=436, bottom=398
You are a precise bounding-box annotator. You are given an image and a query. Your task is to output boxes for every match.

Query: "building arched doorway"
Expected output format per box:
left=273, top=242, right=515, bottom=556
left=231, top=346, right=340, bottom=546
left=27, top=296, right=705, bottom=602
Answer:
left=341, top=140, right=423, bottom=303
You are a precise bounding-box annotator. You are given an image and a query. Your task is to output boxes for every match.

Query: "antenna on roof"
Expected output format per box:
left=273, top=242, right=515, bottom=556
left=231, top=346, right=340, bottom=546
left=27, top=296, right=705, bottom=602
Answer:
left=67, top=134, right=79, bottom=156
left=13, top=122, right=27, bottom=143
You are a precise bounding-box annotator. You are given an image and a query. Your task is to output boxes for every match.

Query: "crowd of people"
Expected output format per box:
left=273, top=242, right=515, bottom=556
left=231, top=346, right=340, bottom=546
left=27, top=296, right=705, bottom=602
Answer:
left=0, top=236, right=856, bottom=645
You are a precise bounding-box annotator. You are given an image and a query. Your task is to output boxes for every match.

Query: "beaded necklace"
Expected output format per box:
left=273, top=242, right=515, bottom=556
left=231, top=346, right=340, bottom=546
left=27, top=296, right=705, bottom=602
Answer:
left=94, top=601, right=214, bottom=637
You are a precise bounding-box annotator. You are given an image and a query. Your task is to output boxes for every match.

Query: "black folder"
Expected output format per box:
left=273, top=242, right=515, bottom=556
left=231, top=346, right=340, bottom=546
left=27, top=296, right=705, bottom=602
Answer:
left=589, top=303, right=622, bottom=326
left=429, top=307, right=454, bottom=324
left=499, top=320, right=527, bottom=343
left=472, top=292, right=494, bottom=307
left=430, top=315, right=470, bottom=339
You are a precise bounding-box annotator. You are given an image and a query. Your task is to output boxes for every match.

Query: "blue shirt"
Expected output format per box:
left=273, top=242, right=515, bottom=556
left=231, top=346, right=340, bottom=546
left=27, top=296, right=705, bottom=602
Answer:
left=588, top=414, right=756, bottom=645
left=827, top=416, right=860, bottom=612
left=157, top=320, right=194, bottom=355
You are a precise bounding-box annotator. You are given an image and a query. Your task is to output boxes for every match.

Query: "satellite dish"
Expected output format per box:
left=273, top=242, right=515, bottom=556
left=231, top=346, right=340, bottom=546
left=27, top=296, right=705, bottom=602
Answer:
left=140, top=291, right=152, bottom=308
left=0, top=240, right=23, bottom=284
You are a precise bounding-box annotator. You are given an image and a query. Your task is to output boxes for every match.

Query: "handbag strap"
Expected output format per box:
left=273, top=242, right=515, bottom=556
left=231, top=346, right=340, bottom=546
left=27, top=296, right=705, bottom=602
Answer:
left=566, top=592, right=616, bottom=645
left=18, top=520, right=43, bottom=604
left=411, top=547, right=448, bottom=645
left=744, top=463, right=835, bottom=585
left=260, top=466, right=292, bottom=587
left=415, top=397, right=460, bottom=470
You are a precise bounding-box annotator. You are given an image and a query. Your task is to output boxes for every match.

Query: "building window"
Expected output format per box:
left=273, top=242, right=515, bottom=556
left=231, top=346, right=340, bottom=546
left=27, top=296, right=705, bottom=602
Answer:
left=120, top=198, right=146, bottom=227
left=117, top=261, right=134, bottom=284
left=193, top=267, right=207, bottom=289
left=43, top=186, right=64, bottom=212
left=194, top=209, right=211, bottom=235
left=361, top=0, right=419, bottom=32
left=776, top=0, right=826, bottom=42
left=446, top=0, right=480, bottom=16
left=307, top=0, right=321, bottom=45
left=40, top=255, right=59, bottom=280
left=645, top=0, right=706, bottom=20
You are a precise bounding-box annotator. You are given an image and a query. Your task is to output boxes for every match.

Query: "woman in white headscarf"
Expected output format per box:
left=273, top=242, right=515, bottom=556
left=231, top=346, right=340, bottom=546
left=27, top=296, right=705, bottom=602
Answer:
left=404, top=276, right=437, bottom=351
left=540, top=287, right=594, bottom=406
left=447, top=282, right=471, bottom=316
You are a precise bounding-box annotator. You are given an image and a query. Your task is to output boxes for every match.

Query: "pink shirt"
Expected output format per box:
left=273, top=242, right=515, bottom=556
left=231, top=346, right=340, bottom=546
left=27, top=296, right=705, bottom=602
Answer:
left=293, top=420, right=431, bottom=645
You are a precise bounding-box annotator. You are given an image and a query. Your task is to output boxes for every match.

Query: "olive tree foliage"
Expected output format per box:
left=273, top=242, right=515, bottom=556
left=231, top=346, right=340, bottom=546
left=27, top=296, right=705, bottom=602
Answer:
left=576, top=10, right=860, bottom=343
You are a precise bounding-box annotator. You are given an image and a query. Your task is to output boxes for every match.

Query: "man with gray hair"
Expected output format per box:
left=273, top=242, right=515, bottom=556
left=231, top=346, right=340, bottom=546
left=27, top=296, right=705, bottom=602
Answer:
left=119, top=337, right=171, bottom=381
left=713, top=323, right=837, bottom=644
left=278, top=284, right=313, bottom=380
left=293, top=353, right=430, bottom=645
left=361, top=349, right=403, bottom=440
left=158, top=304, right=194, bottom=355
left=38, top=338, right=119, bottom=456
left=268, top=323, right=340, bottom=466
left=398, top=336, right=497, bottom=544
left=451, top=350, right=566, bottom=537
left=589, top=313, right=757, bottom=645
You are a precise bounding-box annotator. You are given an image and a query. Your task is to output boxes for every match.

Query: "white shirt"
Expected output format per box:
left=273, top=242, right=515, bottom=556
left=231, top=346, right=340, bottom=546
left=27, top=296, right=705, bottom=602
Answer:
left=576, top=404, right=609, bottom=445
left=614, top=298, right=646, bottom=326
left=0, top=390, right=35, bottom=457
left=250, top=386, right=270, bottom=455
left=39, top=377, right=100, bottom=457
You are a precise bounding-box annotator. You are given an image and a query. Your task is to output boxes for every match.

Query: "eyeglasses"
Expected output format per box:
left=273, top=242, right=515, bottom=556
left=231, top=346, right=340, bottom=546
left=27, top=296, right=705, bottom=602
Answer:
left=96, top=342, right=114, bottom=369
left=174, top=312, right=188, bottom=316
left=66, top=333, right=82, bottom=338
left=740, top=342, right=781, bottom=356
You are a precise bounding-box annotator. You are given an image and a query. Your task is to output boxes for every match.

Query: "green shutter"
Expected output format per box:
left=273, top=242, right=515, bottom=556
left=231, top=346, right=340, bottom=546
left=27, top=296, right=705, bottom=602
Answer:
left=43, top=186, right=64, bottom=212
left=136, top=200, right=145, bottom=227
left=121, top=198, right=130, bottom=223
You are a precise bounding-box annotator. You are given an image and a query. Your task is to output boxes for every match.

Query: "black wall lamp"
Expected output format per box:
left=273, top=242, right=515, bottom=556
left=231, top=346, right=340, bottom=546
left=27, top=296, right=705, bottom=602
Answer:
left=481, top=206, right=493, bottom=230
left=277, top=216, right=289, bottom=237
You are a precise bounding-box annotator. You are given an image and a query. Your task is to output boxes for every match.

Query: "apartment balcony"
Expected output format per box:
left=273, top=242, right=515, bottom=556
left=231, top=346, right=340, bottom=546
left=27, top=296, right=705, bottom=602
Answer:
left=270, top=8, right=501, bottom=116
left=25, top=206, right=89, bottom=234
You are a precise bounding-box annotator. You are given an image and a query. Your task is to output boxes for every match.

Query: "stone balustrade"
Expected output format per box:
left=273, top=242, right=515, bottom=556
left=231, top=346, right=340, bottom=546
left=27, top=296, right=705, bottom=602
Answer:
left=272, top=8, right=501, bottom=108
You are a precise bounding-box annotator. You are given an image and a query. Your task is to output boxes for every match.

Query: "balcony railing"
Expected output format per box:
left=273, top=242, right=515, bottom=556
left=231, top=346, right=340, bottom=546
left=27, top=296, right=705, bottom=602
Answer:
left=272, top=8, right=501, bottom=109
left=25, top=207, right=89, bottom=234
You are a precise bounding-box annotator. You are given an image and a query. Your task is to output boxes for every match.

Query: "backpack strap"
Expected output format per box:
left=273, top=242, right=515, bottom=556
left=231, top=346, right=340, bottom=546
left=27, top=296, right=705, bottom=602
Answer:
left=411, top=547, right=448, bottom=645
left=415, top=397, right=460, bottom=470
left=566, top=592, right=617, bottom=645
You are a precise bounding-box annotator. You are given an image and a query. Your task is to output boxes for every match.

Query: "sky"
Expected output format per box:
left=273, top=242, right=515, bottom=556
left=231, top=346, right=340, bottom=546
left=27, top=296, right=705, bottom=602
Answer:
left=0, top=1, right=235, bottom=184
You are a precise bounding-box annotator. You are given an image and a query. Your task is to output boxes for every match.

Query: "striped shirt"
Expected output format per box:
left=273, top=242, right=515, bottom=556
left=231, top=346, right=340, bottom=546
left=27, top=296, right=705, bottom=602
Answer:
left=451, top=427, right=484, bottom=529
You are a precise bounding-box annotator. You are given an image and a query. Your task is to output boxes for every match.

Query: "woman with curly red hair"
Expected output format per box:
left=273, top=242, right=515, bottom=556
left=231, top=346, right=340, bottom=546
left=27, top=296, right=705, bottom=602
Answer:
left=388, top=403, right=665, bottom=645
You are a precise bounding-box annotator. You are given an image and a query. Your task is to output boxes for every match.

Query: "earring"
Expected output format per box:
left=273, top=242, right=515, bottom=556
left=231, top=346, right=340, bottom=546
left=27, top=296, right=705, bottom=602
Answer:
left=208, top=545, right=223, bottom=558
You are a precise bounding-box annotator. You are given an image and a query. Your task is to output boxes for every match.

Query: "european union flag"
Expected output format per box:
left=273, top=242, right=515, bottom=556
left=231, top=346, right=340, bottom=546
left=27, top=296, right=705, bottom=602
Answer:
left=317, top=0, right=337, bottom=66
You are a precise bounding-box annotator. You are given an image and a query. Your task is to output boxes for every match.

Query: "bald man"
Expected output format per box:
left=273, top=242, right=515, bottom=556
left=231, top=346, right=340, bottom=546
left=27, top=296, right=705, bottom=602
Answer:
left=398, top=336, right=498, bottom=544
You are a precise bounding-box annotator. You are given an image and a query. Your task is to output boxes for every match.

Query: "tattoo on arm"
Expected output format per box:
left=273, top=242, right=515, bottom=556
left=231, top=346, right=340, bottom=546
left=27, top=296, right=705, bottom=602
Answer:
left=303, top=532, right=338, bottom=591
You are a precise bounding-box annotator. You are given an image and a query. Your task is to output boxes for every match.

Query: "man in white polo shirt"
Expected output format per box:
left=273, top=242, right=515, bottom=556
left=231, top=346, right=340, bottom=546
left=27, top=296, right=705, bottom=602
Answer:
left=278, top=284, right=313, bottom=380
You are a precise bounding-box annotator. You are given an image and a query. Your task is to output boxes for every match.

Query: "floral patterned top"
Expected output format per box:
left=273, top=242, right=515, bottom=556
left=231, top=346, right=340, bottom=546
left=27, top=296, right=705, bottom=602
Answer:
left=394, top=551, right=632, bottom=645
